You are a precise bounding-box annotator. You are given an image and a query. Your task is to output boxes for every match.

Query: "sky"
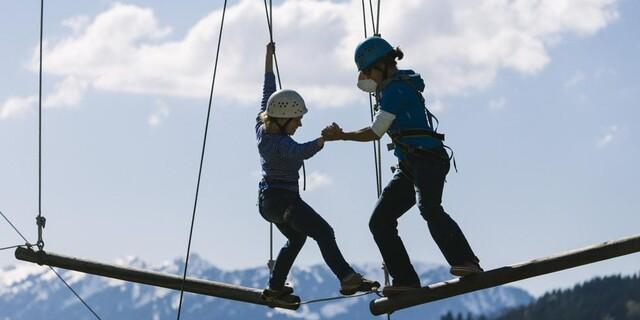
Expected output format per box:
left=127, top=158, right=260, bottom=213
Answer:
left=1, top=0, right=639, bottom=297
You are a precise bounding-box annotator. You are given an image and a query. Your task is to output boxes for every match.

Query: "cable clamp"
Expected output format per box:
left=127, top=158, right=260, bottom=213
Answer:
left=36, top=216, right=46, bottom=228
left=36, top=216, right=46, bottom=250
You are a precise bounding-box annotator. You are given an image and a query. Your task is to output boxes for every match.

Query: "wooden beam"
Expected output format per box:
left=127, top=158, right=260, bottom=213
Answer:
left=370, top=234, right=640, bottom=315
left=15, top=247, right=300, bottom=310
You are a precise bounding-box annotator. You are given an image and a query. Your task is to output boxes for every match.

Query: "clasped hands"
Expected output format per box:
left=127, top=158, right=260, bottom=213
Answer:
left=321, top=122, right=344, bottom=141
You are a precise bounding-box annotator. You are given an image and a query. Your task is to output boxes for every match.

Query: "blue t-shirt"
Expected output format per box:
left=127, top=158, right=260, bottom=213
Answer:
left=255, top=72, right=323, bottom=192
left=378, top=70, right=442, bottom=160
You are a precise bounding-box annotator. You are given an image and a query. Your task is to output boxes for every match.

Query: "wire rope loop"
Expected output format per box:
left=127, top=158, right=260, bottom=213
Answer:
left=270, top=290, right=381, bottom=308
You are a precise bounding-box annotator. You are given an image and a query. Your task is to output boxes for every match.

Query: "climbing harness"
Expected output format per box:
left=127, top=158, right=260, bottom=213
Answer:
left=382, top=74, right=458, bottom=172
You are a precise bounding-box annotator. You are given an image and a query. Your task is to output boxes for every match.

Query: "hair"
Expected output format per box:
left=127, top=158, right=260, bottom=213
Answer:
left=366, top=47, right=404, bottom=79
left=374, top=47, right=404, bottom=68
left=385, top=47, right=404, bottom=66
left=259, top=111, right=277, bottom=132
left=259, top=111, right=290, bottom=133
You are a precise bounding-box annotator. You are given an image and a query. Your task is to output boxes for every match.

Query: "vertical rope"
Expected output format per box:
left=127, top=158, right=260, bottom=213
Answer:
left=176, top=1, right=228, bottom=319
left=263, top=0, right=282, bottom=89
left=263, top=0, right=279, bottom=276
left=369, top=97, right=382, bottom=196
left=375, top=0, right=381, bottom=35
left=368, top=0, right=377, bottom=35
left=362, top=1, right=390, bottom=318
left=35, top=0, right=46, bottom=252
left=27, top=3, right=102, bottom=318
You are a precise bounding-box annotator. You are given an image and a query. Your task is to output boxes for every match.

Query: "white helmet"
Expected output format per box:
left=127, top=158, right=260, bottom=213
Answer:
left=266, top=89, right=308, bottom=118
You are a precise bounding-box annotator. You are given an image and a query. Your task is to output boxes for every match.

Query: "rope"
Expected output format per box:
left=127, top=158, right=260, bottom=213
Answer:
left=368, top=97, right=382, bottom=196
left=262, top=0, right=282, bottom=89
left=368, top=0, right=376, bottom=35
left=261, top=0, right=309, bottom=277
left=268, top=223, right=274, bottom=273
left=375, top=0, right=381, bottom=35
left=272, top=290, right=382, bottom=308
left=299, top=290, right=380, bottom=305
left=361, top=1, right=390, bottom=318
left=1, top=210, right=31, bottom=244
left=48, top=266, right=103, bottom=320
left=36, top=0, right=46, bottom=252
left=175, top=1, right=228, bottom=319
left=0, top=244, right=25, bottom=251
left=262, top=0, right=306, bottom=193
left=263, top=0, right=277, bottom=276
left=1, top=212, right=101, bottom=319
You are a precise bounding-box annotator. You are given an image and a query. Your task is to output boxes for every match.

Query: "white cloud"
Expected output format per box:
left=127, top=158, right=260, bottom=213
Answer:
left=61, top=15, right=90, bottom=33
left=489, top=97, right=507, bottom=111
left=44, top=76, right=89, bottom=108
left=32, top=0, right=619, bottom=109
left=148, top=100, right=170, bottom=127
left=596, top=125, right=619, bottom=148
left=301, top=172, right=333, bottom=191
left=0, top=96, right=36, bottom=120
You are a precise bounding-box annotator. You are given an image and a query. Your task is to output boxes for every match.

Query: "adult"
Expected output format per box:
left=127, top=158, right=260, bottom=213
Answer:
left=323, top=36, right=483, bottom=295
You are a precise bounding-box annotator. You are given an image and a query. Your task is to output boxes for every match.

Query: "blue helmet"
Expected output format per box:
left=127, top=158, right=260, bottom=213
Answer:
left=354, top=36, right=394, bottom=71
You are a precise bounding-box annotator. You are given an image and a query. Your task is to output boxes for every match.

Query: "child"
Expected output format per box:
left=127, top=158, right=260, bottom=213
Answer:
left=256, top=42, right=379, bottom=298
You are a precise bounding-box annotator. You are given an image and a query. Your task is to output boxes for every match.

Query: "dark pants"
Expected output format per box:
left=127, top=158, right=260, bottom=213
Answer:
left=369, top=150, right=479, bottom=286
left=258, top=188, right=354, bottom=288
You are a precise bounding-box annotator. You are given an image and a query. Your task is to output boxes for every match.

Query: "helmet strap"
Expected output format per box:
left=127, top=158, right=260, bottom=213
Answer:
left=275, top=118, right=292, bottom=134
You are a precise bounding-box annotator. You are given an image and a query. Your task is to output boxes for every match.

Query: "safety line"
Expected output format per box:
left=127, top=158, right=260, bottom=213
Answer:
left=375, top=0, right=381, bottom=35
left=368, top=0, right=376, bottom=35
left=0, top=245, right=25, bottom=252
left=369, top=97, right=382, bottom=196
left=263, top=0, right=278, bottom=277
left=175, top=1, right=228, bottom=319
left=271, top=290, right=381, bottom=308
left=48, top=266, right=103, bottom=320
left=1, top=210, right=30, bottom=244
left=263, top=0, right=282, bottom=89
left=298, top=290, right=380, bottom=305
left=1, top=211, right=101, bottom=319
left=262, top=0, right=306, bottom=194
left=361, top=1, right=390, bottom=318
left=36, top=0, right=46, bottom=252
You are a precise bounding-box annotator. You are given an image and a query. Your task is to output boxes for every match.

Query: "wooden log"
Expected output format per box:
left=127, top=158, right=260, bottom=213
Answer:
left=370, top=234, right=640, bottom=315
left=15, top=247, right=300, bottom=310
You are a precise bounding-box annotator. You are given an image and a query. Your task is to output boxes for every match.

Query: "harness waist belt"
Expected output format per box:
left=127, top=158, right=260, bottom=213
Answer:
left=263, top=178, right=297, bottom=185
left=393, top=141, right=449, bottom=161
left=390, top=129, right=445, bottom=141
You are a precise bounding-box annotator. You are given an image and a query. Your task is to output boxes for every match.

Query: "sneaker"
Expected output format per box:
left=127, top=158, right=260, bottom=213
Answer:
left=450, top=261, right=484, bottom=277
left=261, top=284, right=294, bottom=300
left=382, top=283, right=421, bottom=297
left=339, top=273, right=380, bottom=295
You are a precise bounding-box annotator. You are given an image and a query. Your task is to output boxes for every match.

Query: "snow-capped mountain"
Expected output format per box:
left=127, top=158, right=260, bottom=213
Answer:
left=0, top=254, right=532, bottom=320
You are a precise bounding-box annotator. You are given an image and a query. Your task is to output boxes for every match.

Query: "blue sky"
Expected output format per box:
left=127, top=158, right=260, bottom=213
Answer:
left=1, top=0, right=638, bottom=297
